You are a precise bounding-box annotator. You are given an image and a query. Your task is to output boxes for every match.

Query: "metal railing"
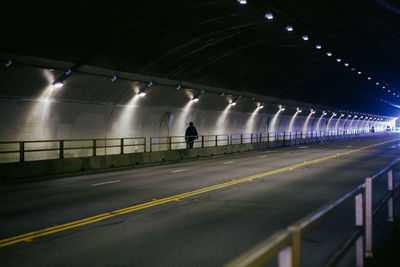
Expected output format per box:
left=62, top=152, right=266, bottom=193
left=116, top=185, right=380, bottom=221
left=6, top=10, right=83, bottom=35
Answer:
left=0, top=130, right=389, bottom=163
left=226, top=157, right=400, bottom=267
left=0, top=138, right=146, bottom=163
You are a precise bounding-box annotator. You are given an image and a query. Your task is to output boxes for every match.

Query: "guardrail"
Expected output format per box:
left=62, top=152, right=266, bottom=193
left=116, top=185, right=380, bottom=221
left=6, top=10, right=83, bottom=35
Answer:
left=0, top=138, right=146, bottom=163
left=0, top=130, right=389, bottom=163
left=226, top=157, right=400, bottom=267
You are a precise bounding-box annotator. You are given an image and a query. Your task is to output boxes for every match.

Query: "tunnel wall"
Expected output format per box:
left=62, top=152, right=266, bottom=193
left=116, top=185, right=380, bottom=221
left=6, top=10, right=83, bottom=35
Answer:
left=0, top=58, right=390, bottom=142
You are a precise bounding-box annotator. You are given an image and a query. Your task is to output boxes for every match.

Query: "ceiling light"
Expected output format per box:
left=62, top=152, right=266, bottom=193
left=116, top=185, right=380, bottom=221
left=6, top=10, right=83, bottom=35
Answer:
left=138, top=89, right=146, bottom=97
left=326, top=52, right=332, bottom=56
left=302, top=35, right=309, bottom=41
left=265, top=12, right=273, bottom=20
left=315, top=44, right=322, bottom=49
left=192, top=96, right=199, bottom=102
left=176, top=84, right=181, bottom=90
left=344, top=63, right=349, bottom=67
left=336, top=58, right=341, bottom=62
left=230, top=101, right=237, bottom=106
left=376, top=82, right=380, bottom=85
left=53, top=80, right=63, bottom=88
left=351, top=68, right=356, bottom=71
left=5, top=60, right=12, bottom=68
left=357, top=71, right=362, bottom=75
left=237, top=0, right=246, bottom=4
left=111, top=75, right=117, bottom=82
left=259, top=102, right=265, bottom=109
left=286, top=25, right=294, bottom=32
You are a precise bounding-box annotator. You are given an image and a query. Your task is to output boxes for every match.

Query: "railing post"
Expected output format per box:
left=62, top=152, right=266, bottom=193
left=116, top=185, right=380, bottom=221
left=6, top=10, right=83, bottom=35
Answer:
left=120, top=138, right=124, bottom=154
left=19, top=141, right=24, bottom=162
left=230, top=134, right=232, bottom=145
left=60, top=140, right=64, bottom=159
left=278, top=246, right=292, bottom=267
left=250, top=133, right=253, bottom=143
left=93, top=140, right=97, bottom=156
left=289, top=226, right=302, bottom=267
left=283, top=131, right=286, bottom=141
left=267, top=132, right=270, bottom=142
left=355, top=193, right=364, bottom=267
left=365, top=177, right=373, bottom=257
left=240, top=134, right=243, bottom=144
left=215, top=135, right=218, bottom=147
left=169, top=137, right=172, bottom=150
left=150, top=138, right=153, bottom=152
left=144, top=137, right=146, bottom=153
left=202, top=136, right=205, bottom=148
left=388, top=169, right=394, bottom=222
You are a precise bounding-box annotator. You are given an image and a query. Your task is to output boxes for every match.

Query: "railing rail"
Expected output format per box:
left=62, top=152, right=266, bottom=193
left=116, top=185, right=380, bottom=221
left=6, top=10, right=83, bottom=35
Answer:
left=0, top=130, right=390, bottom=164
left=226, top=157, right=400, bottom=267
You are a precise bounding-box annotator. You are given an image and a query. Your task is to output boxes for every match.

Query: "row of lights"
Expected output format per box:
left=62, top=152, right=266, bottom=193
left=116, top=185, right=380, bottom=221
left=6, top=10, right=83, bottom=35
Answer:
left=236, top=0, right=399, bottom=99
left=4, top=57, right=390, bottom=121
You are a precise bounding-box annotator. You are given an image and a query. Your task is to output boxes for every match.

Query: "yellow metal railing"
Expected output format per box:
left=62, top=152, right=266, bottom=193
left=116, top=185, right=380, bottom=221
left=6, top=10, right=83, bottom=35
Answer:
left=226, top=157, right=400, bottom=267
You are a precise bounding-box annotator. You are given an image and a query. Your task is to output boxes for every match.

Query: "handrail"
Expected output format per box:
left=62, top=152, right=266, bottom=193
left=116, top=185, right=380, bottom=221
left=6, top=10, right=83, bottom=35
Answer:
left=226, top=156, right=400, bottom=267
left=0, top=130, right=391, bottom=163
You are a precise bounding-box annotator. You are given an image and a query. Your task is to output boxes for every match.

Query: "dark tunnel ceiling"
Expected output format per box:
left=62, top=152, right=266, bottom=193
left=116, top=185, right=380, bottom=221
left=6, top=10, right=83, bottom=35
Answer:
left=2, top=0, right=400, bottom=116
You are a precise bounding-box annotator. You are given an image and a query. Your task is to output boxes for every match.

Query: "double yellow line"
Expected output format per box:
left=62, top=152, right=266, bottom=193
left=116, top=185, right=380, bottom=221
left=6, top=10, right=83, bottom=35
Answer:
left=0, top=138, right=398, bottom=248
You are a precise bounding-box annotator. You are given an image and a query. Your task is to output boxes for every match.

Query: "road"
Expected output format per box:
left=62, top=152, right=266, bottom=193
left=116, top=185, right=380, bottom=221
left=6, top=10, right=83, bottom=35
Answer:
left=1, top=135, right=400, bottom=266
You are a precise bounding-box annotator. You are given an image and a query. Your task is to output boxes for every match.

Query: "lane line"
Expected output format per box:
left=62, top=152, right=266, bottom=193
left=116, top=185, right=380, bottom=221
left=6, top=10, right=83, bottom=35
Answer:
left=1, top=138, right=398, bottom=248
left=172, top=169, right=189, bottom=173
left=92, top=180, right=120, bottom=186
left=223, top=161, right=235, bottom=164
left=258, top=156, right=267, bottom=159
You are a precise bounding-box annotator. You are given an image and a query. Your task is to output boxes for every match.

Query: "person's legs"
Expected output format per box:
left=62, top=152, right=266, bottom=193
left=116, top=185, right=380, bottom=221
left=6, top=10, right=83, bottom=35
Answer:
left=189, top=140, right=194, bottom=148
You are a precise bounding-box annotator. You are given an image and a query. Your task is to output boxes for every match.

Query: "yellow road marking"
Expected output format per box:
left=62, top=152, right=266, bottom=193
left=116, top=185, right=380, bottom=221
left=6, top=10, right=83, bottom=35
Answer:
left=0, top=138, right=398, bottom=248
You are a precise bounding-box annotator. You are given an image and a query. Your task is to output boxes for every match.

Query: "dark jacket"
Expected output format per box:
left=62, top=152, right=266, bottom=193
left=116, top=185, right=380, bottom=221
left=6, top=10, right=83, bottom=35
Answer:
left=185, top=126, right=198, bottom=141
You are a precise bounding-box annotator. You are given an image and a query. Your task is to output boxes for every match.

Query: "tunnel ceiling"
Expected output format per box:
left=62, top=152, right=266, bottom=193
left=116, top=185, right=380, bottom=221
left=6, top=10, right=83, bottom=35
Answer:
left=2, top=0, right=400, bottom=116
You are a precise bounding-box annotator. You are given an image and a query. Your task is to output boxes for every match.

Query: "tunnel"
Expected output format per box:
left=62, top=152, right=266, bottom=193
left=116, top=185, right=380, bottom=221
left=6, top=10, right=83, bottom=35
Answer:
left=1, top=1, right=400, bottom=266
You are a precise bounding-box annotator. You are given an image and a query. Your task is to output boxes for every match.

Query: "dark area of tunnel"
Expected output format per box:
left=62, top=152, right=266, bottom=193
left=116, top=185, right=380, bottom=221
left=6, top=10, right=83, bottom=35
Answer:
left=1, top=0, right=400, bottom=116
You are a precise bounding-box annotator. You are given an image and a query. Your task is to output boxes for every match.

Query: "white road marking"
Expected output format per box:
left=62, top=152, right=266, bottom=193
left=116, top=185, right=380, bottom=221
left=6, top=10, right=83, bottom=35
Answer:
left=262, top=150, right=277, bottom=154
left=346, top=145, right=352, bottom=148
left=92, top=180, right=121, bottom=187
left=258, top=155, right=267, bottom=159
left=299, top=146, right=308, bottom=149
left=172, top=169, right=189, bottom=173
left=224, top=161, right=235, bottom=164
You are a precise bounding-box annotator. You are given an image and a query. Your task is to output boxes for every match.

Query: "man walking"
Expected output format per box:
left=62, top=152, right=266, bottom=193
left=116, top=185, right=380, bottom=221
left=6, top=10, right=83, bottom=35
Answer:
left=185, top=122, right=198, bottom=149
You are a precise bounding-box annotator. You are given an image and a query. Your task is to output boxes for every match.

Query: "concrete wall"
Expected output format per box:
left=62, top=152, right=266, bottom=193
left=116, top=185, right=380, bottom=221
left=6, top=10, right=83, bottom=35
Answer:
left=0, top=58, right=390, bottom=142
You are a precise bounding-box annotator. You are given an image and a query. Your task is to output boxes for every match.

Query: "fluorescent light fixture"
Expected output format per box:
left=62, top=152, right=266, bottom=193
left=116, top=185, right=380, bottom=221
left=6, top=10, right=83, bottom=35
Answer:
left=302, top=35, right=309, bottom=41
left=53, top=81, right=63, bottom=88
left=336, top=58, right=341, bottom=62
left=367, top=77, right=371, bottom=80
left=230, top=101, right=237, bottom=106
left=354, top=115, right=358, bottom=118
left=383, top=86, right=386, bottom=89
left=192, top=96, right=199, bottom=102
left=326, top=52, right=332, bottom=56
left=138, top=89, right=146, bottom=97
left=5, top=60, right=12, bottom=68
left=259, top=102, right=265, bottom=109
left=237, top=0, right=246, bottom=4
left=344, top=63, right=349, bottom=67
left=176, top=84, right=181, bottom=90
left=357, top=71, right=362, bottom=75
left=315, top=44, right=322, bottom=49
left=265, top=12, right=273, bottom=20
left=333, top=113, right=337, bottom=116
left=111, top=75, right=117, bottom=82
left=351, top=68, right=356, bottom=71
left=286, top=25, right=294, bottom=32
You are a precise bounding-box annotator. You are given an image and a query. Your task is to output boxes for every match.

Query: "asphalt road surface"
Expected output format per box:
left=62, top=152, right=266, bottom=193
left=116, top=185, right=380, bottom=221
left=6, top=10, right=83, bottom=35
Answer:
left=1, top=135, right=400, bottom=266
